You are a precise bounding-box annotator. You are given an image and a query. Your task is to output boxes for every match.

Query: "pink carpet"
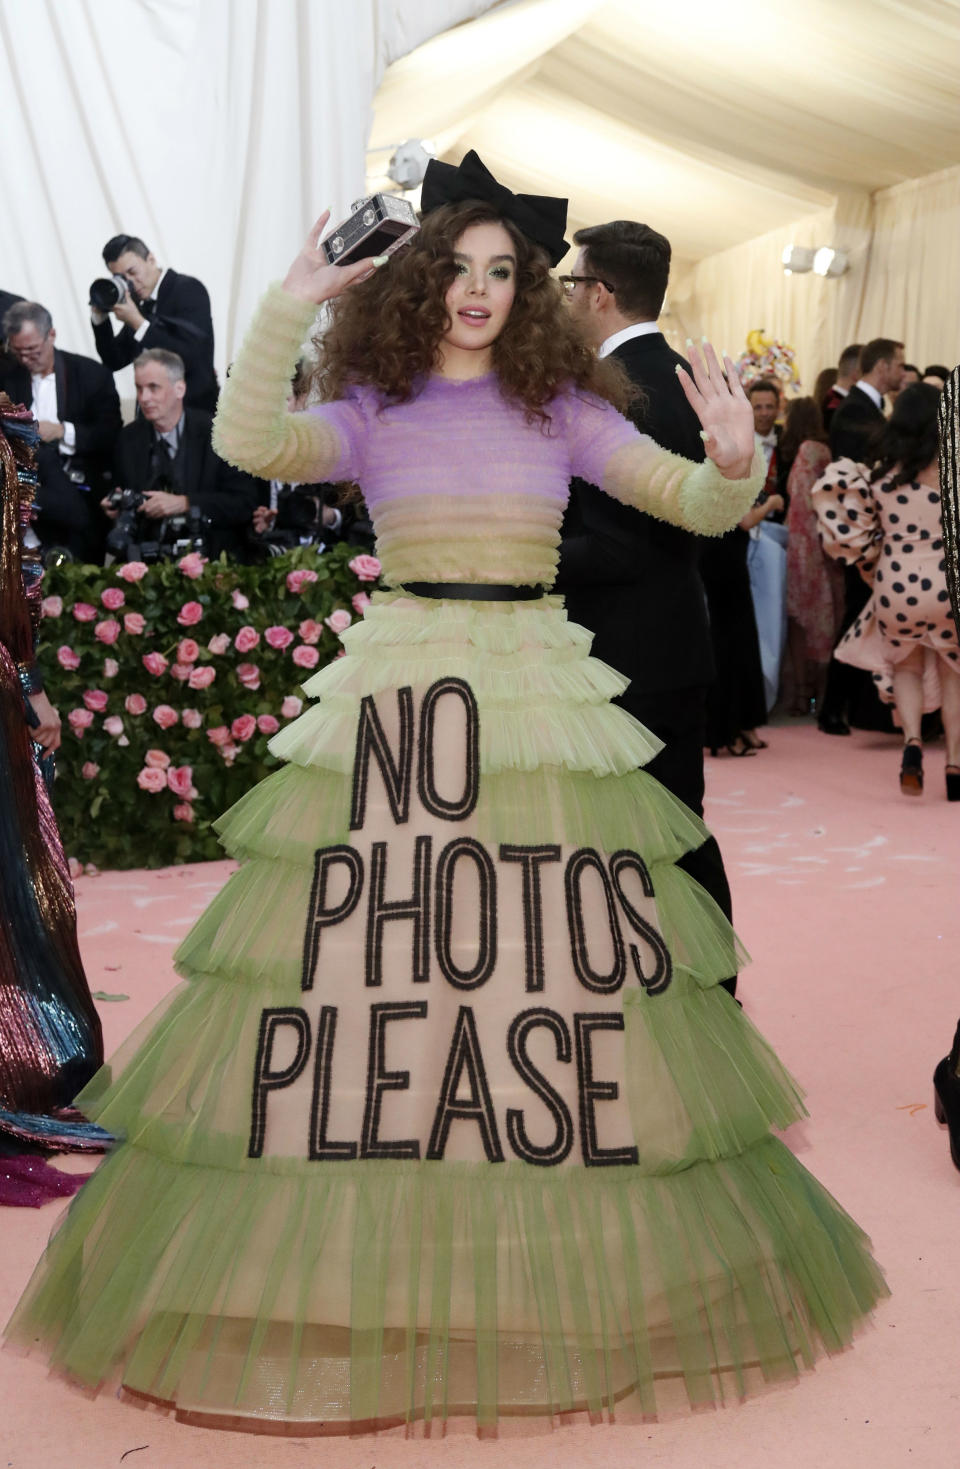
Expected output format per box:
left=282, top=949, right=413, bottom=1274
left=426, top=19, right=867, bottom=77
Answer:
left=4, top=722, right=959, bottom=1468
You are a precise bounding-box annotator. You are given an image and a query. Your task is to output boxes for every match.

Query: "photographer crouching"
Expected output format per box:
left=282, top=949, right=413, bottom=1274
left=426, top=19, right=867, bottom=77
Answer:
left=103, top=349, right=259, bottom=563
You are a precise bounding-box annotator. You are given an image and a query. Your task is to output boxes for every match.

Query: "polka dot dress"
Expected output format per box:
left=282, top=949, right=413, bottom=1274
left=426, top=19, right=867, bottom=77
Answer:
left=812, top=458, right=960, bottom=709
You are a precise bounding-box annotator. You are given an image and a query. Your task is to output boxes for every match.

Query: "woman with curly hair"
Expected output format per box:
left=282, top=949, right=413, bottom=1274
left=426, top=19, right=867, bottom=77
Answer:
left=9, top=155, right=885, bottom=1435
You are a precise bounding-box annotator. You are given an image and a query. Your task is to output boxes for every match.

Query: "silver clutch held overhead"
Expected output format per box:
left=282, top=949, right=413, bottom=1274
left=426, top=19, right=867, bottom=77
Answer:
left=322, top=194, right=420, bottom=266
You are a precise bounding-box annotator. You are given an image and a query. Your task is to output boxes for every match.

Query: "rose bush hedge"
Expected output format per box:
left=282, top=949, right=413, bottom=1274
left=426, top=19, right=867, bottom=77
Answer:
left=37, top=545, right=382, bottom=869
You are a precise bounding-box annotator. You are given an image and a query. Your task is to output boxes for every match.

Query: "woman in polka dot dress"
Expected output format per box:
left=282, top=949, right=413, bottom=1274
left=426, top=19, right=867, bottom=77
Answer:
left=813, top=384, right=960, bottom=798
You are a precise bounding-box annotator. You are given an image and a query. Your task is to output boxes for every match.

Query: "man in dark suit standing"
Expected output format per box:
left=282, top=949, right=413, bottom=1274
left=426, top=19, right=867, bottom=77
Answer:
left=106, top=348, right=258, bottom=561
left=821, top=343, right=863, bottom=431
left=829, top=337, right=904, bottom=460
left=557, top=219, right=737, bottom=996
left=2, top=300, right=122, bottom=561
left=91, top=234, right=218, bottom=411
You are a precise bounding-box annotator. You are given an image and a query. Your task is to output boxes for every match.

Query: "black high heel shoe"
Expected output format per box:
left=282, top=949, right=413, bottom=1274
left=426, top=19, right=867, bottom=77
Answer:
left=946, top=765, right=960, bottom=802
left=933, top=1021, right=960, bottom=1173
left=900, top=741, right=923, bottom=796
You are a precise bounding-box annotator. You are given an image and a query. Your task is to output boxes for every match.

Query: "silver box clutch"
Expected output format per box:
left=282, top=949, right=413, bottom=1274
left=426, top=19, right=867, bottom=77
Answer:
left=322, top=194, right=420, bottom=266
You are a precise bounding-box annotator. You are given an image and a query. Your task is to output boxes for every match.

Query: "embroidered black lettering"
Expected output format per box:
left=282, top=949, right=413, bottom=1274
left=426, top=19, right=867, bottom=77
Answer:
left=349, top=686, right=414, bottom=829
left=505, top=1008, right=574, bottom=1166
left=574, top=1013, right=638, bottom=1167
left=434, top=837, right=497, bottom=990
left=609, top=850, right=673, bottom=996
left=360, top=1000, right=427, bottom=1159
left=564, top=848, right=626, bottom=994
left=499, top=844, right=561, bottom=992
left=365, top=835, right=432, bottom=986
left=417, top=677, right=480, bottom=821
left=248, top=1007, right=311, bottom=1158
left=426, top=1005, right=504, bottom=1161
left=301, top=845, right=364, bottom=991
left=308, top=1005, right=357, bottom=1160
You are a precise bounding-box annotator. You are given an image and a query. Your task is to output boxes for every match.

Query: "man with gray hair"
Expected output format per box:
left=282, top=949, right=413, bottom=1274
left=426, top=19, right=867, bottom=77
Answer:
left=2, top=299, right=121, bottom=561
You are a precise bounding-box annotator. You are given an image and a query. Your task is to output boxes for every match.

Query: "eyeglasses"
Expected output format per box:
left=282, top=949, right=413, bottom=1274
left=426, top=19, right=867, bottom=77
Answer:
left=558, top=274, right=615, bottom=297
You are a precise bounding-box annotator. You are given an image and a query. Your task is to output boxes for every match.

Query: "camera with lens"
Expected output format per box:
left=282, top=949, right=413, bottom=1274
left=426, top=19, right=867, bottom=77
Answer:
left=105, top=481, right=209, bottom=564
left=89, top=274, right=132, bottom=312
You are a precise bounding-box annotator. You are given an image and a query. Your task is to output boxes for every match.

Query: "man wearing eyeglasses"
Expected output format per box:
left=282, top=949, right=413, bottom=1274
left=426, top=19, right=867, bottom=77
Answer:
left=557, top=220, right=737, bottom=997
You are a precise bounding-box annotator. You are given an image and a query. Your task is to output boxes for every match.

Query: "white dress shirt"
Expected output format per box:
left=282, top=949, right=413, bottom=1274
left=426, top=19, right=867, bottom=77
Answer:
left=31, top=370, right=75, bottom=454
left=597, top=320, right=661, bottom=359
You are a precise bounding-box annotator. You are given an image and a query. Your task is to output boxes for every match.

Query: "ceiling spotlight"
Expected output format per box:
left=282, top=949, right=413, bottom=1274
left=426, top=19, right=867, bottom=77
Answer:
left=386, top=139, right=437, bottom=191
left=813, top=247, right=849, bottom=278
left=782, top=245, right=815, bottom=275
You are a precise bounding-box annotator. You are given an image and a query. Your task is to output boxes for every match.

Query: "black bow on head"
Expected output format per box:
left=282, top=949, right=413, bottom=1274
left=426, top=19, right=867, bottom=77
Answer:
left=420, top=150, right=569, bottom=268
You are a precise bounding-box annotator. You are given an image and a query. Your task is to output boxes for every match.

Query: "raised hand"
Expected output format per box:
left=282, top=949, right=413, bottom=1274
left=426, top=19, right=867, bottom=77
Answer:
left=282, top=211, right=384, bottom=305
left=675, top=342, right=756, bottom=479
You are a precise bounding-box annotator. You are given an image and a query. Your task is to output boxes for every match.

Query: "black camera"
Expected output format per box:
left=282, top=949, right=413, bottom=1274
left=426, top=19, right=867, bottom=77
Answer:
left=89, top=275, right=132, bottom=312
left=105, top=484, right=209, bottom=564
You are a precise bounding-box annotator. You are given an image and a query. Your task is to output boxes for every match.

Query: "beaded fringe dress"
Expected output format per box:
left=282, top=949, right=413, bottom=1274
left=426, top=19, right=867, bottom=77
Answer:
left=7, top=291, right=887, bottom=1433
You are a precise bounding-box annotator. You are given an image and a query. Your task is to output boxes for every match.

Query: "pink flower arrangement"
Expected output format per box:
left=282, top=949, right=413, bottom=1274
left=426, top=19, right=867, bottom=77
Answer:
left=144, top=749, right=172, bottom=769
left=351, top=592, right=371, bottom=616
left=124, top=611, right=146, bottom=636
left=257, top=713, right=279, bottom=735
left=264, top=625, right=294, bottom=650
left=94, top=619, right=121, bottom=645
left=173, top=802, right=195, bottom=823
left=101, top=587, right=125, bottom=611
left=124, top=694, right=147, bottom=716
left=82, top=689, right=109, bottom=713
left=231, top=714, right=257, bottom=743
left=170, top=662, right=194, bottom=682
left=72, top=602, right=97, bottom=622
left=178, top=552, right=208, bottom=579
left=103, top=715, right=125, bottom=736
left=324, top=609, right=351, bottom=635
left=42, top=596, right=63, bottom=618
left=281, top=695, right=302, bottom=719
left=232, top=589, right=249, bottom=610
left=142, top=652, right=168, bottom=676
left=298, top=618, right=322, bottom=644
left=57, top=646, right=80, bottom=671
left=286, top=568, right=319, bottom=594
left=292, top=644, right=320, bottom=669
left=234, top=625, right=260, bottom=653
left=177, top=601, right=203, bottom=627
left=207, top=633, right=230, bottom=655
left=152, top=705, right=179, bottom=730
left=137, top=767, right=167, bottom=793
left=81, top=762, right=100, bottom=780
left=168, top=765, right=198, bottom=799
left=188, top=665, right=216, bottom=690
left=67, top=708, right=95, bottom=734
left=182, top=708, right=203, bottom=729
left=103, top=657, right=119, bottom=678
left=219, top=742, right=239, bottom=765
left=207, top=725, right=231, bottom=748
left=236, top=662, right=260, bottom=690
left=177, top=637, right=200, bottom=663
left=348, top=553, right=381, bottom=582
left=116, top=561, right=148, bottom=582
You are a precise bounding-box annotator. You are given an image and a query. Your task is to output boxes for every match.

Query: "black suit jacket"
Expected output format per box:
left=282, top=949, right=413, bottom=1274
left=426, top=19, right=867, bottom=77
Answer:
left=556, top=331, right=714, bottom=695
left=93, top=268, right=218, bottom=411
left=115, top=408, right=260, bottom=560
left=4, top=348, right=121, bottom=480
left=829, top=384, right=885, bottom=461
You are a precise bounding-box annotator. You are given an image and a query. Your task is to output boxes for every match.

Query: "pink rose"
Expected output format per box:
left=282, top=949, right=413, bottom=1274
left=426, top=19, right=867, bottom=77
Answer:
left=177, top=601, right=203, bottom=627
left=219, top=741, right=239, bottom=765
left=81, top=761, right=100, bottom=780
left=67, top=708, right=94, bottom=734
left=173, top=802, right=195, bottom=823
left=137, top=767, right=167, bottom=793
left=152, top=705, right=179, bottom=730
left=178, top=551, right=208, bottom=579
left=292, top=644, right=320, bottom=669
left=94, top=618, right=121, bottom=645
left=57, top=646, right=81, bottom=671
left=117, top=734, right=130, bottom=747
left=188, top=665, right=216, bottom=690
left=124, top=611, right=146, bottom=636
left=348, top=553, right=381, bottom=582
left=234, top=625, right=260, bottom=653
left=145, top=748, right=172, bottom=769
left=168, top=764, right=198, bottom=799
left=41, top=596, right=63, bottom=618
left=182, top=707, right=203, bottom=729
left=231, top=714, right=257, bottom=743
left=103, top=657, right=119, bottom=679
left=116, top=561, right=148, bottom=582
left=100, top=586, right=125, bottom=610
left=207, top=725, right=231, bottom=748
left=351, top=592, right=371, bottom=616
left=281, top=695, right=302, bottom=719
left=236, top=662, right=260, bottom=690
left=103, top=714, right=125, bottom=736
left=298, top=618, right=322, bottom=644
left=207, top=633, right=230, bottom=655
left=72, top=602, right=97, bottom=622
left=142, top=652, right=168, bottom=676
left=124, top=694, right=147, bottom=716
left=231, top=589, right=250, bottom=610
left=324, top=608, right=352, bottom=635
left=68, top=856, right=84, bottom=879
left=170, top=663, right=194, bottom=682
left=177, top=637, right=200, bottom=663
left=257, top=713, right=279, bottom=735
left=286, top=567, right=319, bottom=594
left=264, top=625, right=294, bottom=650
left=82, top=689, right=109, bottom=713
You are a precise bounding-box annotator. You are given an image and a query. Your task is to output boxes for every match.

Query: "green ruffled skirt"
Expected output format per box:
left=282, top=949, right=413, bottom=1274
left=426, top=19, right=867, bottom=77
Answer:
left=7, top=592, right=886, bottom=1434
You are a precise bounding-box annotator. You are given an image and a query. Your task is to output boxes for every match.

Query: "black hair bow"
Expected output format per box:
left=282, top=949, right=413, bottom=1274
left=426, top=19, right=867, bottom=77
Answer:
left=420, top=150, right=569, bottom=268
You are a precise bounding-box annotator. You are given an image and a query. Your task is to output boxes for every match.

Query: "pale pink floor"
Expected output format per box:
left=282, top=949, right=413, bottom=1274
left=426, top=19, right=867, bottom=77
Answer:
left=5, top=723, right=960, bottom=1468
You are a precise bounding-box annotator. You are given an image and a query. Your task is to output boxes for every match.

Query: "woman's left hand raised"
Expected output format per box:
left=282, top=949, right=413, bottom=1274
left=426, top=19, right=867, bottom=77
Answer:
left=676, top=343, right=756, bottom=479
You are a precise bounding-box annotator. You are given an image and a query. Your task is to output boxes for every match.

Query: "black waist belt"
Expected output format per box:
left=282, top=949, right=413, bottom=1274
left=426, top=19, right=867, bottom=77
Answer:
left=392, top=581, right=545, bottom=601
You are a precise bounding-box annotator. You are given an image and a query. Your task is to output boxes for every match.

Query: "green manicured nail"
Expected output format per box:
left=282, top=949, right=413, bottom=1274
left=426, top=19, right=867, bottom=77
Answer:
left=371, top=255, right=389, bottom=267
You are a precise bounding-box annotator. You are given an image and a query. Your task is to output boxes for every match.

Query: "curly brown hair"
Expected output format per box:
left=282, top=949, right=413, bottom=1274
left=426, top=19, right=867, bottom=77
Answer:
left=311, top=201, right=634, bottom=424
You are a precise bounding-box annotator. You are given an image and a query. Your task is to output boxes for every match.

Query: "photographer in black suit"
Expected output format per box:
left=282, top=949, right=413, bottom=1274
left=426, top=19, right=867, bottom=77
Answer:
left=105, top=349, right=258, bottom=562
left=557, top=219, right=737, bottom=996
left=3, top=300, right=121, bottom=562
left=91, top=234, right=218, bottom=411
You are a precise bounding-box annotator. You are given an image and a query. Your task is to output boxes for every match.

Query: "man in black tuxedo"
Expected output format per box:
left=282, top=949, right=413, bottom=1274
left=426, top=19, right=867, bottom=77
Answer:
left=91, top=234, right=218, bottom=411
left=821, top=343, right=863, bottom=430
left=557, top=219, right=737, bottom=996
left=746, top=378, right=789, bottom=516
left=829, top=337, right=904, bottom=460
left=2, top=300, right=122, bottom=562
left=106, top=349, right=258, bottom=561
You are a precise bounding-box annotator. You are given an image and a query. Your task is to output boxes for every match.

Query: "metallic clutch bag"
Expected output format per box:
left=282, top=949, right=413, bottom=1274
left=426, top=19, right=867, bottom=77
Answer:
left=322, top=194, right=419, bottom=266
